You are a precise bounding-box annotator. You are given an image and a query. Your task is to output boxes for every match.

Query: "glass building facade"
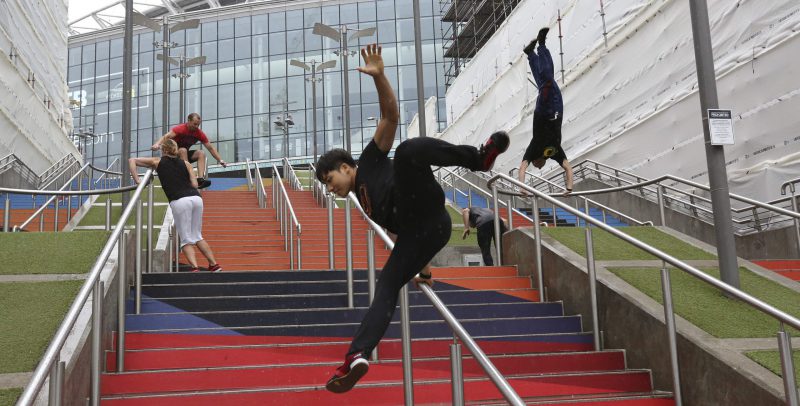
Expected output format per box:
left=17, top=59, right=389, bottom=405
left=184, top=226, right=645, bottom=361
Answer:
left=67, top=0, right=447, bottom=168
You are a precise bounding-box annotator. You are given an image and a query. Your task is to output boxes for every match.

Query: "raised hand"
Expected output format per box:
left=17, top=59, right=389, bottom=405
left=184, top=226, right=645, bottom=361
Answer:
left=356, top=43, right=384, bottom=77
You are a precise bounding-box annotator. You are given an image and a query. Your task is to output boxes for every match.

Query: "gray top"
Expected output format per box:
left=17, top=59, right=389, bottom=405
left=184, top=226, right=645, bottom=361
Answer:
left=468, top=207, right=495, bottom=228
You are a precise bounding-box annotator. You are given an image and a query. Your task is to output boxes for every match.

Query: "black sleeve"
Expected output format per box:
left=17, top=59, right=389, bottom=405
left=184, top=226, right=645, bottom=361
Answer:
left=358, top=139, right=389, bottom=165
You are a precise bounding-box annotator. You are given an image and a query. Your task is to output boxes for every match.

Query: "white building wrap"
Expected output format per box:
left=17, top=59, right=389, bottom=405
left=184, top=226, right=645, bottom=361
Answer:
left=438, top=0, right=800, bottom=201
left=0, top=0, right=79, bottom=172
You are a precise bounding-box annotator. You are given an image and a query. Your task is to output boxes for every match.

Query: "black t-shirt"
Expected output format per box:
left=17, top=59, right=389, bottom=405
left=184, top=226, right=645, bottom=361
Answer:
left=355, top=140, right=398, bottom=233
left=157, top=156, right=200, bottom=202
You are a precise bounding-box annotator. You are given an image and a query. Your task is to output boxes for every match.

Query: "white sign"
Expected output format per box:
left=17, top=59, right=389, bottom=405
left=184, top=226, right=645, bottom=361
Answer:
left=708, top=109, right=734, bottom=145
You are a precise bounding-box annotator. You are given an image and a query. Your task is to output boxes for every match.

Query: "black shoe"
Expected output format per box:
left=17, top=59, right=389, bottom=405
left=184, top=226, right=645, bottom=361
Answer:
left=326, top=352, right=369, bottom=393
left=523, top=39, right=537, bottom=55
left=477, top=131, right=510, bottom=171
left=537, top=27, right=550, bottom=45
left=197, top=177, right=212, bottom=189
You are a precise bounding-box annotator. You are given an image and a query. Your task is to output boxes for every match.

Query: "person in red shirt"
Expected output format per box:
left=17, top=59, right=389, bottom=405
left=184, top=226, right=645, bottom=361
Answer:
left=151, top=113, right=227, bottom=189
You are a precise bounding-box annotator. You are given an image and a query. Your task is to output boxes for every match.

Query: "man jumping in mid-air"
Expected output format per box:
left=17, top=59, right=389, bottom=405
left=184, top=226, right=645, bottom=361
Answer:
left=315, top=43, right=509, bottom=393
left=151, top=113, right=227, bottom=189
left=519, top=27, right=573, bottom=195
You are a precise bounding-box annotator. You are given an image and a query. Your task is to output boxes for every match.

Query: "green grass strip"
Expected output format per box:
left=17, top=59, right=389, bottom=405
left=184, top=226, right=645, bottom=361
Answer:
left=544, top=227, right=715, bottom=261
left=448, top=228, right=479, bottom=247
left=0, top=388, right=22, bottom=406
left=79, top=205, right=167, bottom=227
left=0, top=281, right=83, bottom=373
left=0, top=231, right=109, bottom=275
left=609, top=267, right=800, bottom=338
left=745, top=350, right=800, bottom=388
left=97, top=188, right=169, bottom=204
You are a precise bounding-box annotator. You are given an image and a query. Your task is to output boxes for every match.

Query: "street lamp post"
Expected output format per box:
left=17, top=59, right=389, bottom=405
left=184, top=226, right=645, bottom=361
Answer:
left=290, top=58, right=337, bottom=163
left=151, top=16, right=200, bottom=133
left=312, top=23, right=376, bottom=153
left=274, top=114, right=295, bottom=161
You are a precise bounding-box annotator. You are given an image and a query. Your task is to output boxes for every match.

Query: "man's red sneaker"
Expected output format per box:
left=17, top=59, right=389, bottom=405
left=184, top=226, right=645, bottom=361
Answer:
left=208, top=264, right=222, bottom=273
left=325, top=352, right=369, bottom=393
left=478, top=131, right=510, bottom=171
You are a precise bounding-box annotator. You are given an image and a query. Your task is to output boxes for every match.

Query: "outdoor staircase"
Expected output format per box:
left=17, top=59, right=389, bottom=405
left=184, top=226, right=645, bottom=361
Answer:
left=98, top=178, right=673, bottom=405
left=0, top=178, right=94, bottom=231
left=752, top=259, right=800, bottom=282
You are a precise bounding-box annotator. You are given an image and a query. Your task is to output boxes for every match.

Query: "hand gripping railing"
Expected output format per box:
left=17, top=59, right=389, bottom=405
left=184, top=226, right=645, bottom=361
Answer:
left=271, top=164, right=302, bottom=269
left=16, top=170, right=155, bottom=406
left=346, top=192, right=525, bottom=406
left=487, top=172, right=800, bottom=406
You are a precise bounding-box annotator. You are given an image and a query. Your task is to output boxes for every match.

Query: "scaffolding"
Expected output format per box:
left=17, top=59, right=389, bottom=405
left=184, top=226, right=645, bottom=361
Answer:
left=439, top=0, right=521, bottom=87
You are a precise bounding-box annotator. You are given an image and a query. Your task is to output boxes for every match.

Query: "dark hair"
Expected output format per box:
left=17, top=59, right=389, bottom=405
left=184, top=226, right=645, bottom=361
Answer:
left=187, top=112, right=201, bottom=122
left=316, top=148, right=356, bottom=182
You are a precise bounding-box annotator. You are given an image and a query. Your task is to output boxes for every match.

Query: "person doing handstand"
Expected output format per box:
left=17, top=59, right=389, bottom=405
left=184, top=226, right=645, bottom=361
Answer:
left=316, top=43, right=510, bottom=393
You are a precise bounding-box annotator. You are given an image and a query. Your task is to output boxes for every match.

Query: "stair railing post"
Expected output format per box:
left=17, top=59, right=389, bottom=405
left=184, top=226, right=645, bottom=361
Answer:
left=468, top=188, right=472, bottom=207
left=117, top=231, right=126, bottom=372
left=367, top=228, right=378, bottom=361
left=66, top=183, right=72, bottom=224
left=3, top=193, right=9, bottom=232
left=328, top=194, right=335, bottom=270
left=147, top=181, right=154, bottom=274
left=491, top=185, right=502, bottom=266
left=134, top=199, right=142, bottom=314
left=91, top=280, right=103, bottom=406
left=552, top=201, right=558, bottom=228
left=289, top=217, right=295, bottom=270
left=777, top=324, right=799, bottom=406
left=105, top=196, right=112, bottom=231
left=584, top=199, right=601, bottom=351
left=297, top=228, right=302, bottom=269
left=345, top=197, right=354, bottom=308
left=400, top=284, right=414, bottom=406
left=173, top=222, right=179, bottom=272
left=53, top=196, right=59, bottom=231
left=657, top=184, right=667, bottom=227
left=789, top=185, right=800, bottom=257
left=661, top=266, right=683, bottom=405
left=450, top=336, right=464, bottom=406
left=506, top=197, right=513, bottom=230
left=532, top=197, right=544, bottom=302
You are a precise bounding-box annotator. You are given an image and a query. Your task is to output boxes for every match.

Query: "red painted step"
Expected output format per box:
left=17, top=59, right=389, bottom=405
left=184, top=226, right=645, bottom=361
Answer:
left=752, top=260, right=800, bottom=281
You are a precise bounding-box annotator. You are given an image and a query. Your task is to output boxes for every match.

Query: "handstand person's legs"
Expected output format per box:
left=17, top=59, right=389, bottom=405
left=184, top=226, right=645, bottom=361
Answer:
left=394, top=137, right=480, bottom=171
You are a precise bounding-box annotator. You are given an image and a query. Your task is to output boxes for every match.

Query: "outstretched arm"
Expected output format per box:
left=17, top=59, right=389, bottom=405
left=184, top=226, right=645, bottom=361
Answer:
left=128, top=157, right=159, bottom=184
left=357, top=44, right=398, bottom=153
left=151, top=131, right=176, bottom=150
left=461, top=208, right=471, bottom=239
left=203, top=142, right=227, bottom=167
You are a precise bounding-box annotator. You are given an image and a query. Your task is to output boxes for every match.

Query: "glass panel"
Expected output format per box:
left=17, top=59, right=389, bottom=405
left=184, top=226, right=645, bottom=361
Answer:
left=218, top=118, right=234, bottom=141
left=185, top=26, right=201, bottom=44
left=185, top=44, right=201, bottom=59
left=213, top=141, right=234, bottom=164
left=252, top=57, right=269, bottom=81
left=304, top=8, right=321, bottom=28
left=202, top=119, right=217, bottom=142
left=201, top=63, right=217, bottom=87
left=218, top=39, right=234, bottom=62
left=286, top=10, right=303, bottom=30
left=396, top=19, right=415, bottom=42
left=252, top=14, right=268, bottom=35
left=397, top=42, right=416, bottom=65
left=270, top=77, right=287, bottom=109
left=340, top=3, right=357, bottom=24
left=286, top=30, right=303, bottom=52
left=269, top=56, right=286, bottom=77
left=69, top=47, right=82, bottom=66
left=110, top=38, right=123, bottom=58
left=96, top=41, right=110, bottom=60
left=235, top=16, right=251, bottom=37
left=82, top=44, right=95, bottom=64
left=218, top=61, right=235, bottom=84
left=202, top=21, right=217, bottom=42
left=202, top=41, right=217, bottom=64
left=236, top=138, right=253, bottom=161
left=323, top=71, right=342, bottom=106
left=139, top=32, right=153, bottom=52
left=322, top=5, right=339, bottom=25
left=358, top=1, right=377, bottom=22
left=186, top=66, right=201, bottom=89
left=423, top=63, right=437, bottom=97
left=269, top=12, right=285, bottom=32
left=398, top=65, right=416, bottom=101
left=381, top=44, right=398, bottom=67
left=376, top=0, right=395, bottom=20
left=287, top=76, right=305, bottom=109
left=421, top=17, right=434, bottom=40
left=421, top=0, right=434, bottom=17
left=235, top=82, right=252, bottom=116
left=253, top=34, right=269, bottom=57
left=217, top=19, right=234, bottom=39
left=252, top=80, right=269, bottom=114
left=218, top=84, right=234, bottom=118
left=377, top=20, right=396, bottom=44
left=95, top=81, right=109, bottom=104
left=253, top=136, right=270, bottom=160
left=269, top=32, right=286, bottom=55
left=201, top=87, right=217, bottom=119
left=82, top=62, right=95, bottom=82
left=235, top=37, right=251, bottom=59
left=304, top=28, right=322, bottom=52
left=395, top=0, right=413, bottom=18
left=235, top=59, right=251, bottom=82
left=422, top=40, right=436, bottom=64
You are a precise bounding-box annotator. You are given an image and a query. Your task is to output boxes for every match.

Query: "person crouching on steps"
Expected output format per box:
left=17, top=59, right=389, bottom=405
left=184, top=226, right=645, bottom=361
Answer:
left=129, top=139, right=222, bottom=273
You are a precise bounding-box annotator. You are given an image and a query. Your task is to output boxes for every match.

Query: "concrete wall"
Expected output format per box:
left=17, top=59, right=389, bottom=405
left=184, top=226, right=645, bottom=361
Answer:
left=574, top=178, right=800, bottom=259
left=503, top=227, right=788, bottom=405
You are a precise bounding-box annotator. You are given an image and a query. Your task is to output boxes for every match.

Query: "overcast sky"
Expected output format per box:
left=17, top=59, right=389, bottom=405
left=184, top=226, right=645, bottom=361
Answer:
left=68, top=0, right=159, bottom=23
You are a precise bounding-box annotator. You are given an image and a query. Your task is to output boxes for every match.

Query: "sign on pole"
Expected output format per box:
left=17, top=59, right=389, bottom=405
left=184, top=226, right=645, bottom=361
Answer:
left=708, top=109, right=734, bottom=145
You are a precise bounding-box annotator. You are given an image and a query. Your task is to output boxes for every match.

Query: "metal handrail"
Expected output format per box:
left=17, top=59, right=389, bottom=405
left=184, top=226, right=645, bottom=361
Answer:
left=14, top=163, right=91, bottom=231
left=282, top=158, right=303, bottom=191
left=781, top=177, right=800, bottom=195
left=515, top=168, right=653, bottom=227
left=38, top=154, right=79, bottom=189
left=346, top=192, right=525, bottom=405
left=244, top=158, right=254, bottom=191
left=308, top=163, right=336, bottom=271
left=38, top=161, right=81, bottom=192
left=437, top=167, right=533, bottom=222
left=17, top=170, right=155, bottom=406
left=487, top=172, right=800, bottom=405
left=272, top=164, right=302, bottom=269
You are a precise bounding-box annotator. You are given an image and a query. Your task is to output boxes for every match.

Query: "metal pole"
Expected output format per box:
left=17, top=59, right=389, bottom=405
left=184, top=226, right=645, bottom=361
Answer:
left=491, top=185, right=502, bottom=266
left=105, top=196, right=112, bottom=231
left=367, top=229, right=376, bottom=304
left=311, top=63, right=319, bottom=162
left=584, top=199, right=601, bottom=351
left=790, top=189, right=800, bottom=257
left=532, top=198, right=544, bottom=302
left=661, top=267, right=683, bottom=405
left=91, top=280, right=103, bottom=406
left=121, top=0, right=133, bottom=208
left=342, top=29, right=352, bottom=153
left=345, top=198, right=354, bottom=308
left=412, top=0, right=427, bottom=138
left=688, top=0, right=740, bottom=288
left=147, top=181, right=154, bottom=273
left=47, top=355, right=60, bottom=406
left=328, top=194, right=335, bottom=270
left=173, top=222, right=179, bottom=272
left=117, top=232, right=126, bottom=372
left=450, top=341, right=464, bottom=406
left=658, top=185, right=667, bottom=227
left=135, top=199, right=142, bottom=314
left=600, top=0, right=608, bottom=48
left=399, top=285, right=414, bottom=405
left=53, top=197, right=59, bottom=232
left=297, top=233, right=302, bottom=269
left=178, top=59, right=185, bottom=125
left=161, top=16, right=170, bottom=137
left=66, top=182, right=72, bottom=224
left=506, top=197, right=514, bottom=230
left=289, top=219, right=295, bottom=270
left=3, top=194, right=9, bottom=232
left=777, top=325, right=799, bottom=406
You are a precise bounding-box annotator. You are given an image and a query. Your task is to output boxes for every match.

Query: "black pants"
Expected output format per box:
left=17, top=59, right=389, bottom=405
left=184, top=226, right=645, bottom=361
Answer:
left=348, top=137, right=480, bottom=356
left=476, top=220, right=507, bottom=266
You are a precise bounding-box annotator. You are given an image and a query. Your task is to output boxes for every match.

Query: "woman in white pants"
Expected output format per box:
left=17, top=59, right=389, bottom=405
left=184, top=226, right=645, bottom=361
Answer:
left=129, top=139, right=222, bottom=272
